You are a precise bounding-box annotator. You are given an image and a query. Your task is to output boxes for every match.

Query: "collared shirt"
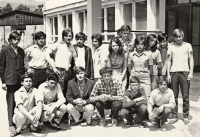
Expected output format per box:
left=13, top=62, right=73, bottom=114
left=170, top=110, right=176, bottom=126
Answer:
left=25, top=44, right=49, bottom=69
left=48, top=41, right=77, bottom=71
left=148, top=88, right=175, bottom=110
left=14, top=86, right=42, bottom=113
left=128, top=50, right=153, bottom=84
left=90, top=78, right=124, bottom=99
left=151, top=49, right=162, bottom=76
left=38, top=82, right=66, bottom=109
left=167, top=42, right=193, bottom=72
left=78, top=80, right=85, bottom=98
left=93, top=45, right=108, bottom=79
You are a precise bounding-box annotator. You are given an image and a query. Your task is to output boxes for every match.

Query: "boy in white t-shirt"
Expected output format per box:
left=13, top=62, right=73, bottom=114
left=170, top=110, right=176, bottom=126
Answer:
left=167, top=29, right=194, bottom=125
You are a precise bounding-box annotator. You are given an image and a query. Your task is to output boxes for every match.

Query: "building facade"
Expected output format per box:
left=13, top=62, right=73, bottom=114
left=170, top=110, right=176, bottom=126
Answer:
left=43, top=0, right=200, bottom=71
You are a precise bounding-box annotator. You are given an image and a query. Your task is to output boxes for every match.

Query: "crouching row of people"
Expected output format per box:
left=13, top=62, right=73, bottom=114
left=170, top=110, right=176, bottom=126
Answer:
left=13, top=66, right=175, bottom=136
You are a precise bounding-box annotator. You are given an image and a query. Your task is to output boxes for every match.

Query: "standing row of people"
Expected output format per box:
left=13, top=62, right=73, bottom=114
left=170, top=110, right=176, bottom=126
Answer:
left=0, top=25, right=194, bottom=136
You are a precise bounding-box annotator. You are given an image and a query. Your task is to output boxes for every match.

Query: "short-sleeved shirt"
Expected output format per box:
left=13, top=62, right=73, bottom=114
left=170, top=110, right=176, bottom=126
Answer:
left=14, top=86, right=42, bottom=113
left=38, top=82, right=66, bottom=109
left=90, top=78, right=124, bottom=100
left=167, top=42, right=193, bottom=72
left=128, top=50, right=153, bottom=84
left=109, top=54, right=124, bottom=72
left=48, top=41, right=77, bottom=71
left=25, top=44, right=49, bottom=69
left=158, top=47, right=168, bottom=76
left=77, top=47, right=86, bottom=68
left=151, top=50, right=162, bottom=76
left=148, top=88, right=175, bottom=109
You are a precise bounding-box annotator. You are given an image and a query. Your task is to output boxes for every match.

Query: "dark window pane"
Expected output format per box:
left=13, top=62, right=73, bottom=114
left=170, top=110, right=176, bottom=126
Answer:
left=101, top=9, right=104, bottom=32
left=68, top=14, right=72, bottom=30
left=167, top=0, right=177, bottom=6
left=136, top=1, right=147, bottom=30
left=78, top=12, right=84, bottom=32
left=62, top=15, right=66, bottom=29
left=54, top=17, right=58, bottom=35
left=107, top=7, right=115, bottom=31
left=123, top=3, right=132, bottom=29
left=166, top=9, right=176, bottom=42
left=177, top=0, right=189, bottom=4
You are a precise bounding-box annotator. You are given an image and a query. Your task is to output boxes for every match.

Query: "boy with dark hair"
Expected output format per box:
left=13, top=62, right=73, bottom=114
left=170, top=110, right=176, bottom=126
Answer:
left=0, top=31, right=25, bottom=134
left=25, top=31, right=52, bottom=88
left=90, top=67, right=124, bottom=127
left=38, top=74, right=68, bottom=130
left=120, top=76, right=147, bottom=127
left=72, top=32, right=94, bottom=80
left=66, top=67, right=95, bottom=125
left=13, top=74, right=43, bottom=135
left=148, top=76, right=175, bottom=131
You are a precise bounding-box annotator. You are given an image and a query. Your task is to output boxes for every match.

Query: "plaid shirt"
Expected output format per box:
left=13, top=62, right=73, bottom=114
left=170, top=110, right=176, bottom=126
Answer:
left=90, top=78, right=124, bottom=101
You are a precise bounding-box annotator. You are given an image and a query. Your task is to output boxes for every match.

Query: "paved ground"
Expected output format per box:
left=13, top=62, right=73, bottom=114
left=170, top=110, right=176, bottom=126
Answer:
left=0, top=73, right=200, bottom=137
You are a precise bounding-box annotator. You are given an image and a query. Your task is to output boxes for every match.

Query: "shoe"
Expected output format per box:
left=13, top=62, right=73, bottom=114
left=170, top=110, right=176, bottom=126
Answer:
left=156, top=119, right=161, bottom=128
left=138, top=122, right=145, bottom=128
left=126, top=121, right=132, bottom=126
left=183, top=118, right=190, bottom=125
left=9, top=126, right=16, bottom=136
left=112, top=118, right=118, bottom=126
left=168, top=118, right=178, bottom=124
left=59, top=123, right=68, bottom=130
left=99, top=118, right=106, bottom=126
left=30, top=126, right=44, bottom=133
left=50, top=120, right=61, bottom=130
left=160, top=124, right=167, bottom=132
left=13, top=131, right=21, bottom=136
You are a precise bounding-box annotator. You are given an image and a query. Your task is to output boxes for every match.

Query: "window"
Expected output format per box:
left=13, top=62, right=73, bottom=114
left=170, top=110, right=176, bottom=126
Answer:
left=123, top=3, right=132, bottom=29
left=107, top=7, right=115, bottom=31
left=78, top=11, right=87, bottom=34
left=61, top=14, right=72, bottom=30
left=101, top=9, right=104, bottom=32
left=136, top=1, right=147, bottom=30
left=49, top=16, right=58, bottom=42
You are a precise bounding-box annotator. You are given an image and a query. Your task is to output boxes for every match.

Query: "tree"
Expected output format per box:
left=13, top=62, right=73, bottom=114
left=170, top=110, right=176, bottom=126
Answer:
left=34, top=4, right=43, bottom=13
left=0, top=3, right=13, bottom=14
left=16, top=4, right=30, bottom=11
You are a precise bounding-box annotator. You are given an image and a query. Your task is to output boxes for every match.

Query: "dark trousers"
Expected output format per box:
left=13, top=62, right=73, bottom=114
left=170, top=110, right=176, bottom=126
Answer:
left=170, top=72, right=190, bottom=118
left=7, top=84, right=21, bottom=126
left=153, top=106, right=172, bottom=125
left=95, top=101, right=122, bottom=119
left=63, top=69, right=73, bottom=97
left=31, top=68, right=49, bottom=88
left=120, top=104, right=148, bottom=123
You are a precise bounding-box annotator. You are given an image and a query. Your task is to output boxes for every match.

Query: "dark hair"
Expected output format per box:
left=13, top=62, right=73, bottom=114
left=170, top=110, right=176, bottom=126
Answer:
left=75, top=32, right=86, bottom=41
left=91, top=33, right=102, bottom=46
left=62, top=28, right=74, bottom=40
left=117, top=29, right=122, bottom=36
left=74, top=66, right=85, bottom=75
left=157, top=76, right=167, bottom=85
left=134, top=35, right=147, bottom=49
left=99, top=67, right=112, bottom=76
left=147, top=34, right=157, bottom=52
left=130, top=76, right=140, bottom=84
left=157, top=33, right=168, bottom=42
left=34, top=31, right=46, bottom=40
left=120, top=25, right=131, bottom=32
left=21, top=74, right=33, bottom=82
left=8, top=31, right=21, bottom=42
left=108, top=37, right=123, bottom=57
left=47, top=74, right=59, bottom=82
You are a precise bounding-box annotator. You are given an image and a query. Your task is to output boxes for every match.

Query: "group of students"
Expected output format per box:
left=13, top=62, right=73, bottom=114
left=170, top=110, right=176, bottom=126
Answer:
left=0, top=24, right=194, bottom=136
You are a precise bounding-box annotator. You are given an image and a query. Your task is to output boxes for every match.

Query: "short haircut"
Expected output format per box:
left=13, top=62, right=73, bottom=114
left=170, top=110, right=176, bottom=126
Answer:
left=75, top=32, right=86, bottom=41
left=74, top=66, right=85, bottom=75
left=8, top=31, right=21, bottom=42
left=62, top=28, right=74, bottom=40
left=157, top=33, right=168, bottom=42
left=120, top=25, right=131, bottom=32
left=99, top=67, right=112, bottom=76
left=134, top=35, right=147, bottom=48
left=108, top=37, right=123, bottom=57
left=173, top=29, right=184, bottom=38
left=117, top=29, right=122, bottom=36
left=34, top=31, right=46, bottom=40
left=47, top=74, right=59, bottom=82
left=91, top=33, right=102, bottom=46
left=130, top=76, right=140, bottom=84
left=157, top=76, right=167, bottom=85
left=21, top=74, right=33, bottom=82
left=147, top=34, right=157, bottom=52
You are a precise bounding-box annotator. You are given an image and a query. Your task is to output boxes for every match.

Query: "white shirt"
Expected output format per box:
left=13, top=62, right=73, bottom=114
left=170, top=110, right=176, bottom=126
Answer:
left=167, top=42, right=193, bottom=72
left=77, top=47, right=85, bottom=68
